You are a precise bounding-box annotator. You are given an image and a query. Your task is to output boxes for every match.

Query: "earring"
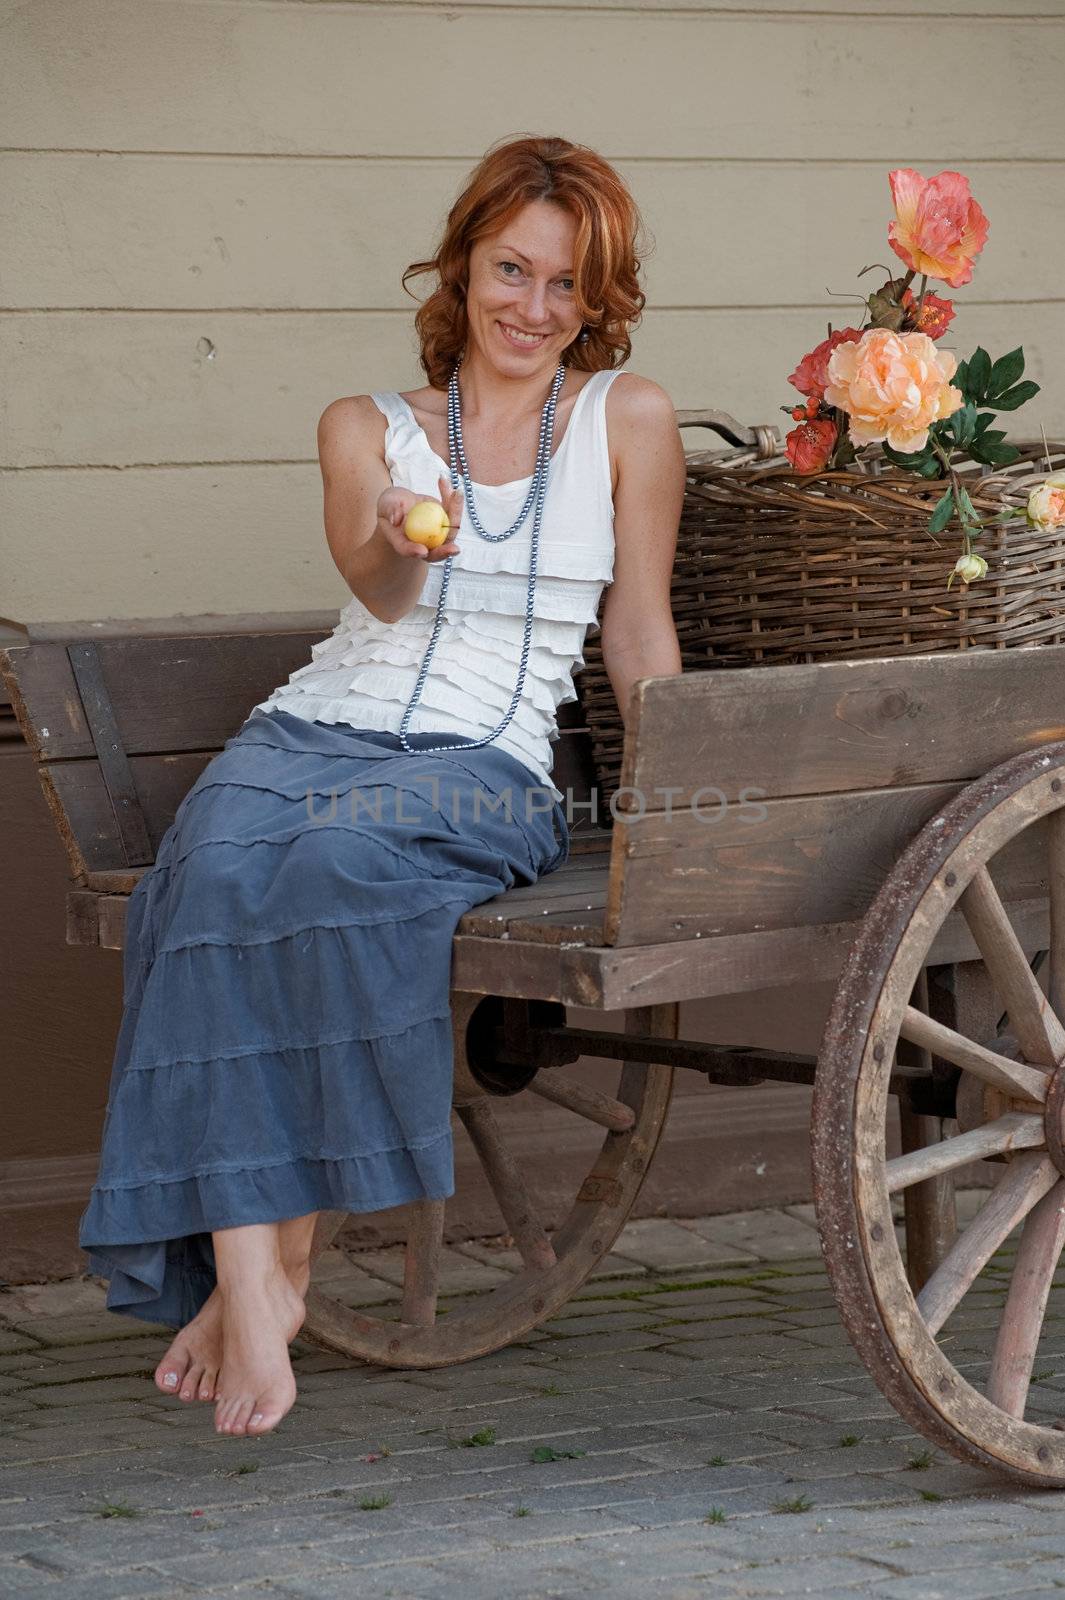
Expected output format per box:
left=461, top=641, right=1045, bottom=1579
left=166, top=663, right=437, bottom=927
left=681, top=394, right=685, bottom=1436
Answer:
left=578, top=327, right=591, bottom=344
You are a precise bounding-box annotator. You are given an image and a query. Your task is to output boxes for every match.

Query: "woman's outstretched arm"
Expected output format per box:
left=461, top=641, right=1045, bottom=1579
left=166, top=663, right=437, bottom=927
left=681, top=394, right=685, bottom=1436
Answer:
left=317, top=396, right=463, bottom=623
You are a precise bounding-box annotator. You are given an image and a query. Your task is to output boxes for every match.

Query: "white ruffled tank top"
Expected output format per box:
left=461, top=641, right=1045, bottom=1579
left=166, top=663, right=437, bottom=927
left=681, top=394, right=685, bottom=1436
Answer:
left=255, top=367, right=622, bottom=801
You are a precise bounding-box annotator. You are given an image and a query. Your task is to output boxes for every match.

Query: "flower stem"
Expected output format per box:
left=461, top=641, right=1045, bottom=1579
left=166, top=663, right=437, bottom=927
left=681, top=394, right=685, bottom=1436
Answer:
left=914, top=273, right=929, bottom=323
left=929, top=435, right=975, bottom=551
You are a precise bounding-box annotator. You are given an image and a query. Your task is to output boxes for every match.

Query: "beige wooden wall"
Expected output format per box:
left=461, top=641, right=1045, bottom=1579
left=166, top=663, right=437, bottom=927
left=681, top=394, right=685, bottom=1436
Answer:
left=2, top=0, right=1063, bottom=624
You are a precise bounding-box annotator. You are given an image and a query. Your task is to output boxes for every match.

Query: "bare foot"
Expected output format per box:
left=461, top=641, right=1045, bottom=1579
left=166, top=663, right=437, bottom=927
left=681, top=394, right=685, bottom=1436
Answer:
left=213, top=1262, right=306, bottom=1437
left=154, top=1286, right=226, bottom=1404
left=155, top=1259, right=310, bottom=1404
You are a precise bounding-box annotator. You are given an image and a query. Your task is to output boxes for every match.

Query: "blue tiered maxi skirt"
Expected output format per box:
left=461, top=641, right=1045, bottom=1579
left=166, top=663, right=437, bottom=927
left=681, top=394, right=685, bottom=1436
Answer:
left=78, top=707, right=569, bottom=1329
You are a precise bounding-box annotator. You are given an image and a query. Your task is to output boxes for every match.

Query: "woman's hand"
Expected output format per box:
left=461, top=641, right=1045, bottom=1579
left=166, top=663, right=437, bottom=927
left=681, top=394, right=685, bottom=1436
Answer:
left=376, top=475, right=464, bottom=562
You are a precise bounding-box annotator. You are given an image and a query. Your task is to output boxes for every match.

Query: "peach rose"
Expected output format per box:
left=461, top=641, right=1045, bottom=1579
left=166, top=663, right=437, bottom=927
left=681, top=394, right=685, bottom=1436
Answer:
left=823, top=328, right=965, bottom=453
left=1027, top=472, right=1065, bottom=531
left=887, top=169, right=989, bottom=289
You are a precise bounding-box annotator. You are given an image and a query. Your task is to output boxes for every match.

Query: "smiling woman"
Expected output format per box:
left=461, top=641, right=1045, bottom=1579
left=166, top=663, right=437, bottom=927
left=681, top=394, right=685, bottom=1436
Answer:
left=402, top=134, right=647, bottom=388
left=77, top=133, right=686, bottom=1444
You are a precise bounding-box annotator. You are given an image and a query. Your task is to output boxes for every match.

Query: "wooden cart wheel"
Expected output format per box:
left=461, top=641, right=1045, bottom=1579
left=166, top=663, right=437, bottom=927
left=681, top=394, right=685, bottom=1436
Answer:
left=299, top=999, right=676, bottom=1368
left=814, top=739, right=1065, bottom=1486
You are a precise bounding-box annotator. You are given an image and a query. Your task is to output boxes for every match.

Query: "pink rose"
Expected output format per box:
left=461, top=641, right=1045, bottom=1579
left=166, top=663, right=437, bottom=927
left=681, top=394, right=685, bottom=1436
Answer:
left=888, top=168, right=989, bottom=289
left=788, top=328, right=864, bottom=400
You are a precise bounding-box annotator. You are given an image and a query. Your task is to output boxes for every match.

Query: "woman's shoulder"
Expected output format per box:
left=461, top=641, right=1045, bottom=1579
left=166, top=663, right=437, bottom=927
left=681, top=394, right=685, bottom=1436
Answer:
left=315, top=393, right=395, bottom=470
left=603, top=368, right=677, bottom=427
left=602, top=372, right=679, bottom=486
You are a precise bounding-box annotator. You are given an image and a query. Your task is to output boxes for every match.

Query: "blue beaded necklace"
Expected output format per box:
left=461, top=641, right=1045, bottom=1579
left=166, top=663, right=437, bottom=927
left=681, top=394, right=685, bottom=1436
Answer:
left=396, top=356, right=567, bottom=756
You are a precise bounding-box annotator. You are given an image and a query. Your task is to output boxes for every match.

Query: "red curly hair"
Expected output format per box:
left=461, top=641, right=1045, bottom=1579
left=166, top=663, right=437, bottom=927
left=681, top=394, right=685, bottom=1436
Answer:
left=402, top=135, right=649, bottom=389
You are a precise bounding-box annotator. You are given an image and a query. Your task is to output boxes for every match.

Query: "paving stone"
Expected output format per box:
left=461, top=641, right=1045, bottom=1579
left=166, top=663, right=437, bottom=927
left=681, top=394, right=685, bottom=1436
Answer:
left=0, top=1327, right=47, bottom=1357
left=306, top=1272, right=402, bottom=1311
left=610, top=1220, right=759, bottom=1271
left=342, top=1247, right=512, bottom=1294
left=870, top=1567, right=1063, bottom=1600
left=544, top=1308, right=669, bottom=1336
left=585, top=1255, right=654, bottom=1282
left=448, top=1239, right=525, bottom=1273
left=3, top=1316, right=175, bottom=1348
left=0, top=1567, right=74, bottom=1597
left=3, top=1565, right=192, bottom=1600
left=679, top=1209, right=824, bottom=1264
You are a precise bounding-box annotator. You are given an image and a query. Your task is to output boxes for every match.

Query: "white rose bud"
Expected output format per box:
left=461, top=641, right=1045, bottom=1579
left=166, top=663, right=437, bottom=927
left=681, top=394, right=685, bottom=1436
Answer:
left=952, top=552, right=988, bottom=585
left=1026, top=470, right=1065, bottom=531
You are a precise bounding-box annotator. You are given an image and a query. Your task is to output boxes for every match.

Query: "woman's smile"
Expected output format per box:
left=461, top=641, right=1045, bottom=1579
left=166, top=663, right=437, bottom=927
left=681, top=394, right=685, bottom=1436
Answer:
left=498, top=321, right=551, bottom=349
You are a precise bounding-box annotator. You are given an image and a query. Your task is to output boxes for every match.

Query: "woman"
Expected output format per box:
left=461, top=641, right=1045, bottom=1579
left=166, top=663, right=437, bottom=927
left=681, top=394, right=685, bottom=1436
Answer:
left=78, top=133, right=686, bottom=1439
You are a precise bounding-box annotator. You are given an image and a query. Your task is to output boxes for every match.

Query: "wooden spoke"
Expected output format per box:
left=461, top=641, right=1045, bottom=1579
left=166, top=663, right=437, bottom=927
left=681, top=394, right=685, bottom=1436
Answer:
left=1049, top=811, right=1065, bottom=1023
left=916, top=1152, right=1060, bottom=1337
left=527, top=1072, right=636, bottom=1132
left=898, top=1103, right=957, bottom=1295
left=899, top=1005, right=1048, bottom=1103
left=897, top=971, right=956, bottom=1293
left=456, top=1098, right=558, bottom=1272
left=309, top=1208, right=352, bottom=1268
left=959, top=866, right=1065, bottom=1069
left=885, top=1111, right=1045, bottom=1195
left=987, top=1180, right=1065, bottom=1417
left=401, top=1198, right=445, bottom=1327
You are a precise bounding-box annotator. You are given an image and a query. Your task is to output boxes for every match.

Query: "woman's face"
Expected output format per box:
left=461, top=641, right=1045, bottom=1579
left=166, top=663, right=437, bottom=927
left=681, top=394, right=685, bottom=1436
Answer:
left=464, top=199, right=584, bottom=378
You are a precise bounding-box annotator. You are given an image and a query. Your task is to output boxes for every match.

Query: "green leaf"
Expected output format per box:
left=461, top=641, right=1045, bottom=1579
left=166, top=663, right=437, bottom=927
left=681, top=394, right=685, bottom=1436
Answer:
left=973, top=412, right=996, bottom=436
left=966, top=347, right=992, bottom=403
left=917, top=456, right=943, bottom=478
left=975, top=441, right=1022, bottom=467
left=990, top=381, right=1040, bottom=413
left=883, top=443, right=935, bottom=472
left=957, top=486, right=979, bottom=525
left=927, top=490, right=956, bottom=534
left=987, top=347, right=1025, bottom=399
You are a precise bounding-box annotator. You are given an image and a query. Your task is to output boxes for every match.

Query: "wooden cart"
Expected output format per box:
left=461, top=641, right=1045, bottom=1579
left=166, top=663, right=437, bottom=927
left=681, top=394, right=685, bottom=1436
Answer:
left=6, top=589, right=1065, bottom=1489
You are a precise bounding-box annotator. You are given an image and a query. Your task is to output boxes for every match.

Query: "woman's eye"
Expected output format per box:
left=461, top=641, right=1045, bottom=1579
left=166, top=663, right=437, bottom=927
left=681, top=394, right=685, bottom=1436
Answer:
left=500, top=261, right=521, bottom=276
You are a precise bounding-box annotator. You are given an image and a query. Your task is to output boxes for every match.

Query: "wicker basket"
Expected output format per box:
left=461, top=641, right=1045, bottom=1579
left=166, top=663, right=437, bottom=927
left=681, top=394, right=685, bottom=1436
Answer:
left=573, top=416, right=1065, bottom=820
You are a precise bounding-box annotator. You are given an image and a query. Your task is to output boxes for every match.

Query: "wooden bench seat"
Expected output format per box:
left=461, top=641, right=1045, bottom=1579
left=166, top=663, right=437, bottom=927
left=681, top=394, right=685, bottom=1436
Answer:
left=7, top=618, right=1065, bottom=1018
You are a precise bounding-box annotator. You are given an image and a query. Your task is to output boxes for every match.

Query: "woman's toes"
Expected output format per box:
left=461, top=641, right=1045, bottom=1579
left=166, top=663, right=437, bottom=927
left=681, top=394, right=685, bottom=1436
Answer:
left=179, top=1363, right=205, bottom=1402
left=215, top=1395, right=252, bottom=1436
left=246, top=1408, right=281, bottom=1436
left=155, top=1351, right=189, bottom=1395
left=199, top=1369, right=218, bottom=1402
left=214, top=1397, right=237, bottom=1434
left=230, top=1398, right=257, bottom=1437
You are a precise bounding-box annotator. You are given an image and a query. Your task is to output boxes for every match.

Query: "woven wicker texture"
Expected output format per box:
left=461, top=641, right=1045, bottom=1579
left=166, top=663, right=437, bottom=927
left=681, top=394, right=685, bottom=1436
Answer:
left=573, top=433, right=1065, bottom=821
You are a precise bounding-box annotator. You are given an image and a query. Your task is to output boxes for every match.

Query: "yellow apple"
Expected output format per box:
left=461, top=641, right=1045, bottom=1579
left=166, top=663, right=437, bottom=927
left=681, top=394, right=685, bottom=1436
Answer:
left=403, top=500, right=451, bottom=549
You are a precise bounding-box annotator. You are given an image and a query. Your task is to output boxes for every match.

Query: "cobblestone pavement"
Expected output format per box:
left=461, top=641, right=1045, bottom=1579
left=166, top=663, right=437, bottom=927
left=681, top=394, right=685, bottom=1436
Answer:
left=2, top=1198, right=1065, bottom=1599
